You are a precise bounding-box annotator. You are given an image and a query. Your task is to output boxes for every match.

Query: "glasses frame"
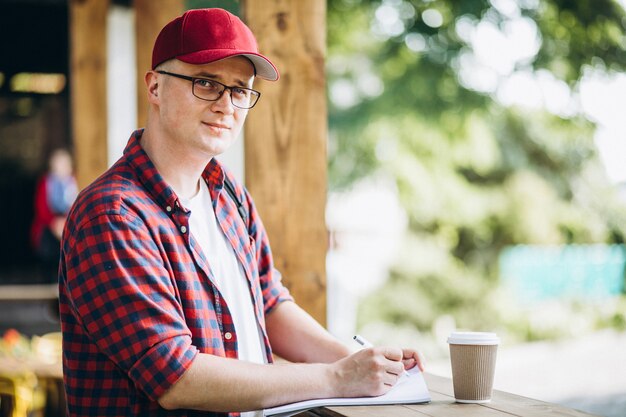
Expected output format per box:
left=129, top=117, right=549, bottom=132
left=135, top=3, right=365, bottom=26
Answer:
left=156, top=70, right=261, bottom=109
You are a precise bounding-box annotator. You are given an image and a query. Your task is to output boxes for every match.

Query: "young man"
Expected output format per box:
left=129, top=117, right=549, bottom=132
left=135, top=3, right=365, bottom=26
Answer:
left=59, top=8, right=423, bottom=417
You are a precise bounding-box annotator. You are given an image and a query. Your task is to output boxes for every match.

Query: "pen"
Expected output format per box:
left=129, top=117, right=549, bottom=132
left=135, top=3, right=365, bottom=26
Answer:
left=353, top=335, right=410, bottom=376
left=353, top=334, right=373, bottom=348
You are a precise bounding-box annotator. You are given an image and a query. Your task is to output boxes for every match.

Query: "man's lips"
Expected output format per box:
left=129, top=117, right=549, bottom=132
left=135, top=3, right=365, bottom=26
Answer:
left=203, top=122, right=231, bottom=130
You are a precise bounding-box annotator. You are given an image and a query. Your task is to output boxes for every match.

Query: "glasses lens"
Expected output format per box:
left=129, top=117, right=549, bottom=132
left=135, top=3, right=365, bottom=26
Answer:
left=231, top=88, right=259, bottom=109
left=193, top=79, right=222, bottom=101
left=193, top=79, right=260, bottom=109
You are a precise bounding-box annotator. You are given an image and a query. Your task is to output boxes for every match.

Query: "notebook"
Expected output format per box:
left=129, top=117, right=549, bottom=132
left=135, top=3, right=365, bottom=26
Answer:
left=263, top=366, right=431, bottom=417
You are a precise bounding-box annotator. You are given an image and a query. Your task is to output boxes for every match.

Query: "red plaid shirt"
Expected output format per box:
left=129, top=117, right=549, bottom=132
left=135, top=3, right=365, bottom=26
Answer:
left=59, top=129, right=292, bottom=417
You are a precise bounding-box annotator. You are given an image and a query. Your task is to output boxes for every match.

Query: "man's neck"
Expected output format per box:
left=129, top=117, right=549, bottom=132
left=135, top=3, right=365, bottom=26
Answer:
left=140, top=127, right=210, bottom=200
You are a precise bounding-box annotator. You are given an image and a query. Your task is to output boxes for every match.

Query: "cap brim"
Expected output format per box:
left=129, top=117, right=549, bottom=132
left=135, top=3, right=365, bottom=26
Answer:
left=177, top=49, right=279, bottom=81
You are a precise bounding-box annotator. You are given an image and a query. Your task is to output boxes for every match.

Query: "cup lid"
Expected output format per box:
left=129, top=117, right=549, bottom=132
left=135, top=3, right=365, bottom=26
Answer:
left=447, top=331, right=500, bottom=345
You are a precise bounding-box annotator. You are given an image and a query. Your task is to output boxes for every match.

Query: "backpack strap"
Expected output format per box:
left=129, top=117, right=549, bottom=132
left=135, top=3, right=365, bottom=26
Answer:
left=223, top=176, right=249, bottom=226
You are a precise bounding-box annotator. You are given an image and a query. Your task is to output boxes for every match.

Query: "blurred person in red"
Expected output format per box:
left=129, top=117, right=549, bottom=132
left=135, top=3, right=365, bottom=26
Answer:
left=30, top=147, right=78, bottom=280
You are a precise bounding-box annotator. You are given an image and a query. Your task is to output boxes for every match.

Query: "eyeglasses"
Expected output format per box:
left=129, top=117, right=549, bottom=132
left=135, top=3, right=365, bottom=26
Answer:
left=156, top=70, right=261, bottom=109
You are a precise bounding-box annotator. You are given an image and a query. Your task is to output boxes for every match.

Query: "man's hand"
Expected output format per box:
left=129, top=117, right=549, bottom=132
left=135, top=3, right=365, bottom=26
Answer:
left=329, top=346, right=425, bottom=398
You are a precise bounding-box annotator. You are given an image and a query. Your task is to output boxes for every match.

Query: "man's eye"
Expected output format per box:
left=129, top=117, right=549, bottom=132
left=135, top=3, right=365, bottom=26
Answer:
left=196, top=79, right=218, bottom=89
left=232, top=88, right=250, bottom=97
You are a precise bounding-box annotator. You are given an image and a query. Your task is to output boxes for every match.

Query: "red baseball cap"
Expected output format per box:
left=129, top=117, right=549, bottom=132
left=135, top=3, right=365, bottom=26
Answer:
left=151, top=8, right=279, bottom=81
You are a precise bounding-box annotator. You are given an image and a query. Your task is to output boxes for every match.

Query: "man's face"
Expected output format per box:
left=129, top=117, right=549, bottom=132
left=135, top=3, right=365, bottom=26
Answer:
left=156, top=56, right=255, bottom=160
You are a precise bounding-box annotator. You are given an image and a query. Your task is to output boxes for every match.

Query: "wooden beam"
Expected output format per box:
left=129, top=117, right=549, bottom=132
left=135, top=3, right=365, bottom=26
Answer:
left=69, top=0, right=109, bottom=189
left=134, top=0, right=185, bottom=128
left=242, top=1, right=329, bottom=326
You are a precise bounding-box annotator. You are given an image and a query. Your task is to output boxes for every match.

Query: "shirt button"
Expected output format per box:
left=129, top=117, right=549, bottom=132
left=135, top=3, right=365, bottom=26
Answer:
left=166, top=206, right=172, bottom=212
left=224, top=332, right=233, bottom=340
left=180, top=226, right=187, bottom=234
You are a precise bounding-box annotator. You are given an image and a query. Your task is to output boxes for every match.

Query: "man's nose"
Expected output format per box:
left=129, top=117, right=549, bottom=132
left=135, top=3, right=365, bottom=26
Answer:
left=211, top=88, right=235, bottom=113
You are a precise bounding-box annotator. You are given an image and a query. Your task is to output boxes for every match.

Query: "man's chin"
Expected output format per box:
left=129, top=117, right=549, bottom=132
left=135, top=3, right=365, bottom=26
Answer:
left=200, top=137, right=234, bottom=158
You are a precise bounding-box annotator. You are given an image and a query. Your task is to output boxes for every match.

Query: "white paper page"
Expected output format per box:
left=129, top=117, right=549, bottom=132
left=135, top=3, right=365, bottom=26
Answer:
left=263, top=366, right=430, bottom=417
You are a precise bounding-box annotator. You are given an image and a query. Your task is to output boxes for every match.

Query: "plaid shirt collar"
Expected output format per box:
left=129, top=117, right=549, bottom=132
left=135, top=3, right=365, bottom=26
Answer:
left=124, top=129, right=226, bottom=212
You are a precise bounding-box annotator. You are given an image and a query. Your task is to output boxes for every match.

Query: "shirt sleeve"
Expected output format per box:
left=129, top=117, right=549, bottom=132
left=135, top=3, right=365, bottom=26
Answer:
left=243, top=189, right=294, bottom=315
left=62, top=207, right=197, bottom=401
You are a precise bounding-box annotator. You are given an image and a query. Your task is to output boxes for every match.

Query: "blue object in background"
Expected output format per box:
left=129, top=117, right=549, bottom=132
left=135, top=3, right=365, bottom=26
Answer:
left=499, top=244, right=626, bottom=303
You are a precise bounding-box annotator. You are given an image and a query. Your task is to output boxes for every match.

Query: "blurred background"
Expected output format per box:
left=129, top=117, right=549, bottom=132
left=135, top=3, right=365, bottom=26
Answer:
left=1, top=0, right=626, bottom=416
left=324, top=1, right=626, bottom=416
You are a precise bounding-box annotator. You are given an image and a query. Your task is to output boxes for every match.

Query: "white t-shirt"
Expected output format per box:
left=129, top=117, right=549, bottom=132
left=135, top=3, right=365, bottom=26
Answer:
left=182, top=180, right=265, bottom=417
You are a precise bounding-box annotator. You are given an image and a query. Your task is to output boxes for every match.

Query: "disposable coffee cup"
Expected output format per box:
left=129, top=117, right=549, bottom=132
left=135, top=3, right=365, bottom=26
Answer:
left=447, top=331, right=499, bottom=403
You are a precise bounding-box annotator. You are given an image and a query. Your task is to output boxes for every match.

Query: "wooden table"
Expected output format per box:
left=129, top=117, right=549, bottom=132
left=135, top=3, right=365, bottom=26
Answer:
left=298, top=373, right=598, bottom=417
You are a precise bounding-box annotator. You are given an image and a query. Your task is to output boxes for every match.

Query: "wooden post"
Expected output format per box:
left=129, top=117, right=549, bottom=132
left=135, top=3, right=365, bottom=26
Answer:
left=242, top=1, right=328, bottom=326
left=69, top=0, right=109, bottom=189
left=134, top=0, right=184, bottom=128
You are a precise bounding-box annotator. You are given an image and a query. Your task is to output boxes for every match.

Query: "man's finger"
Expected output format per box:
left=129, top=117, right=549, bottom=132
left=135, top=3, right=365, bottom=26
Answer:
left=402, top=349, right=426, bottom=372
left=380, top=347, right=403, bottom=361
left=386, top=362, right=406, bottom=377
left=402, top=357, right=416, bottom=369
left=383, top=368, right=402, bottom=386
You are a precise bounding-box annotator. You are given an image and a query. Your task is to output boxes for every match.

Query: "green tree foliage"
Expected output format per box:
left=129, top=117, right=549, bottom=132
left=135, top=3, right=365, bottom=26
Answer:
left=326, top=0, right=626, bottom=337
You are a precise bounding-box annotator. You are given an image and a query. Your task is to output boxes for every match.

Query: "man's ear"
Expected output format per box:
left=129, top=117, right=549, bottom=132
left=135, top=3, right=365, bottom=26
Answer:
left=145, top=71, right=160, bottom=104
